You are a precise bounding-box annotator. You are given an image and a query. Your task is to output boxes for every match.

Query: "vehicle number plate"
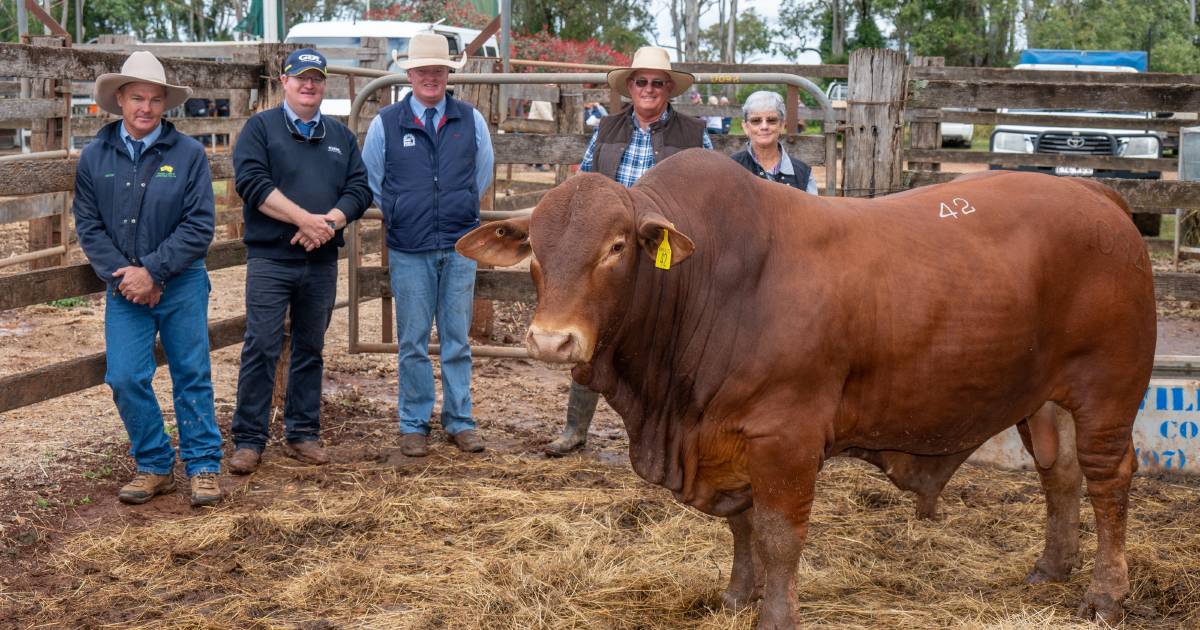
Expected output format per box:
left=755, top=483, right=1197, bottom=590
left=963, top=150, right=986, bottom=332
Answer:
left=1054, top=166, right=1094, bottom=176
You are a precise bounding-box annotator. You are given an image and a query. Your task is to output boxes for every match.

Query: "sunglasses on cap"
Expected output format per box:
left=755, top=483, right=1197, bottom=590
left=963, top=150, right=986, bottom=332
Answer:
left=631, top=77, right=669, bottom=90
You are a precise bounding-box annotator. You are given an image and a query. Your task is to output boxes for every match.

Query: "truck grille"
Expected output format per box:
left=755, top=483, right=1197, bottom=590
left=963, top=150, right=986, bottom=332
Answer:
left=1036, top=132, right=1114, bottom=155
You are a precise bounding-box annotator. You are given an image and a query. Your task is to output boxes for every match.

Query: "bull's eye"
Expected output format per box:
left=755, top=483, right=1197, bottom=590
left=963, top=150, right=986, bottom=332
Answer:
left=611, top=242, right=625, bottom=254
left=496, top=227, right=507, bottom=237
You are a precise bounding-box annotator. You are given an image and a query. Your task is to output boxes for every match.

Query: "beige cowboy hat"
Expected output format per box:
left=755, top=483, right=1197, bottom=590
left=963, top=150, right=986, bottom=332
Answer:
left=607, top=46, right=694, bottom=99
left=94, top=51, right=192, bottom=116
left=398, top=31, right=466, bottom=71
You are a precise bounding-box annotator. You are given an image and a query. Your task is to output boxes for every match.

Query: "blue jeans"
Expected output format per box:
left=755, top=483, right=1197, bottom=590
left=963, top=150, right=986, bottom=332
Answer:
left=388, top=248, right=476, bottom=435
left=231, top=257, right=337, bottom=452
left=104, top=264, right=222, bottom=476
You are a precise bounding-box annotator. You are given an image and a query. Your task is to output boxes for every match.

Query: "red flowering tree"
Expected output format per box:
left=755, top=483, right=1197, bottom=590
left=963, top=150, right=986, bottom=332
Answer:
left=511, top=29, right=630, bottom=71
left=364, top=0, right=491, bottom=29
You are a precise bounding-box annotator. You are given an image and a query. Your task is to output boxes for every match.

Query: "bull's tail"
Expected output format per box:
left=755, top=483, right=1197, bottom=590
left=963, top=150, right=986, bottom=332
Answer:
left=1072, top=178, right=1133, bottom=217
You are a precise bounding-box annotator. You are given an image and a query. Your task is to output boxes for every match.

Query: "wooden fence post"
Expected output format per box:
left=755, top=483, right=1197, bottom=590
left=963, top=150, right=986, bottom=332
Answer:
left=841, top=48, right=907, bottom=198
left=459, top=58, right=501, bottom=342
left=27, top=35, right=69, bottom=269
left=908, top=56, right=943, bottom=172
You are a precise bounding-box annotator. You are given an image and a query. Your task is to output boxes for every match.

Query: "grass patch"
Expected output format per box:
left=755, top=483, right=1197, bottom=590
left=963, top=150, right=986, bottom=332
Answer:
left=46, top=296, right=87, bottom=308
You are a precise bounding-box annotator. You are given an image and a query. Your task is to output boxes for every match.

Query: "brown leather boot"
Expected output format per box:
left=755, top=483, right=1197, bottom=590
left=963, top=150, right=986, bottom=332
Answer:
left=190, top=473, right=223, bottom=507
left=118, top=472, right=176, bottom=505
left=451, top=429, right=485, bottom=453
left=228, top=448, right=261, bottom=475
left=284, top=440, right=330, bottom=465
left=400, top=433, right=428, bottom=457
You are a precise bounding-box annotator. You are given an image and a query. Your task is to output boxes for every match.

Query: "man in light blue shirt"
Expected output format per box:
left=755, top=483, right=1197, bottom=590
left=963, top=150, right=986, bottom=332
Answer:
left=361, top=31, right=494, bottom=457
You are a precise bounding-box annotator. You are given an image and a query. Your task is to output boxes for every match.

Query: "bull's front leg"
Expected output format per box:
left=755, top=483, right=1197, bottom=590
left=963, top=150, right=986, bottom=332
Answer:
left=722, top=508, right=763, bottom=610
left=747, top=436, right=823, bottom=630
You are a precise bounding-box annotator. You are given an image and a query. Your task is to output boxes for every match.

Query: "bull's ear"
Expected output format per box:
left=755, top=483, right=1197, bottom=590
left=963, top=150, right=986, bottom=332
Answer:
left=455, top=217, right=532, bottom=266
left=636, top=212, right=695, bottom=267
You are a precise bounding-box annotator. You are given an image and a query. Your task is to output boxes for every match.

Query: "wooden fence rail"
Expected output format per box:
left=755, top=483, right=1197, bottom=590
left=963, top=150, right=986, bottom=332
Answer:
left=0, top=42, right=259, bottom=88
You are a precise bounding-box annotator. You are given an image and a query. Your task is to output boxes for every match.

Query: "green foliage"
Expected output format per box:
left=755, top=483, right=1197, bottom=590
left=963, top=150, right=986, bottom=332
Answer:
left=698, top=8, right=774, bottom=62
left=48, top=296, right=88, bottom=308
left=1024, top=0, right=1200, bottom=73
left=512, top=0, right=653, bottom=54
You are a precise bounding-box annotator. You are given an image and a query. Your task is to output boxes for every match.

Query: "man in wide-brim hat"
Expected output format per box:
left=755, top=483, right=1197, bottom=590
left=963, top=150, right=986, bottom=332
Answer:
left=545, top=46, right=714, bottom=457
left=362, top=31, right=495, bottom=457
left=72, top=51, right=224, bottom=507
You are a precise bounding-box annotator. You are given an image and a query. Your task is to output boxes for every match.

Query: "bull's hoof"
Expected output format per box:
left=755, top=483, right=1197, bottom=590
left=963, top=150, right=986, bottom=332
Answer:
left=1076, top=590, right=1125, bottom=625
left=754, top=601, right=796, bottom=629
left=1024, top=562, right=1072, bottom=584
left=719, top=588, right=760, bottom=612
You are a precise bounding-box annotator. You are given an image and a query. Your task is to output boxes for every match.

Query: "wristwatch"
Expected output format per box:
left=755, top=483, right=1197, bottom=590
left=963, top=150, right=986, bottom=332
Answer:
left=325, top=219, right=337, bottom=230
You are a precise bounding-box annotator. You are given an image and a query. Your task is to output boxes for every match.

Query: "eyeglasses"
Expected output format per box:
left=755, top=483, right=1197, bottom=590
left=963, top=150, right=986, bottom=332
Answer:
left=289, top=75, right=326, bottom=86
left=281, top=110, right=326, bottom=144
left=632, top=77, right=668, bottom=90
left=746, top=116, right=781, bottom=127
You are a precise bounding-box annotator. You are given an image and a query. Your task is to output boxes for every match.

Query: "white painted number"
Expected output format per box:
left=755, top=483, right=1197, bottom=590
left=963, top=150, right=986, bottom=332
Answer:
left=938, top=197, right=977, bottom=219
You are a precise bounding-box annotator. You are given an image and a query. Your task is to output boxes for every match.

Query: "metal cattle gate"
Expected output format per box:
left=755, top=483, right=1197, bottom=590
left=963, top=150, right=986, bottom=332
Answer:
left=343, top=70, right=839, bottom=359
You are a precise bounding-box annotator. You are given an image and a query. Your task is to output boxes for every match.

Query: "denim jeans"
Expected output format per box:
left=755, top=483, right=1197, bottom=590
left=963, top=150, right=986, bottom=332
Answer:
left=388, top=248, right=476, bottom=435
left=104, top=263, right=222, bottom=476
left=231, top=257, right=337, bottom=452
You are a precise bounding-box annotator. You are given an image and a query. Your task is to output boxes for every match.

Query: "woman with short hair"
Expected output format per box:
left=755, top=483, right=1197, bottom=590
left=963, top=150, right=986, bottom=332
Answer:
left=730, top=90, right=818, bottom=194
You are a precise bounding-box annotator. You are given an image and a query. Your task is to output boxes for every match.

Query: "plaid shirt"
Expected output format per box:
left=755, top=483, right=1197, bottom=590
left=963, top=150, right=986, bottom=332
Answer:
left=579, top=107, right=714, bottom=188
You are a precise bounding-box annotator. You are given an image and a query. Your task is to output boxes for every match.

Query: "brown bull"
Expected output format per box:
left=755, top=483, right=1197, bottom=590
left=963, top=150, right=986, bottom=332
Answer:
left=457, top=149, right=1155, bottom=628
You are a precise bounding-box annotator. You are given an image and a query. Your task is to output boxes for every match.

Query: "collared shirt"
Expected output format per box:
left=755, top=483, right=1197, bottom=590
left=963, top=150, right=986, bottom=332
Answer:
left=579, top=107, right=714, bottom=188
left=282, top=99, right=321, bottom=138
left=747, top=141, right=819, bottom=195
left=120, top=122, right=162, bottom=161
left=362, top=95, right=495, bottom=208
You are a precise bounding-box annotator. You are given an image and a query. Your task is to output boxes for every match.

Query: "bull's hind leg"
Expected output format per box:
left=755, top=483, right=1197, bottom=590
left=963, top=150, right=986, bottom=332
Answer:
left=722, top=509, right=763, bottom=610
left=1017, top=403, right=1083, bottom=583
left=1070, top=401, right=1140, bottom=624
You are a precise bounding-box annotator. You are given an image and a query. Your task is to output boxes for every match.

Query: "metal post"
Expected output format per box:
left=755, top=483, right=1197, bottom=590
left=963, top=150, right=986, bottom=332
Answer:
left=16, top=0, right=28, bottom=38
left=263, top=0, right=279, bottom=43
left=500, top=0, right=511, bottom=74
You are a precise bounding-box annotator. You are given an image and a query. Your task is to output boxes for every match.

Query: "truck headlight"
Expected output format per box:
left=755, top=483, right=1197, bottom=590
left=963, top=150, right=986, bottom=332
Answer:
left=991, top=131, right=1033, bottom=153
left=1117, top=136, right=1160, bottom=158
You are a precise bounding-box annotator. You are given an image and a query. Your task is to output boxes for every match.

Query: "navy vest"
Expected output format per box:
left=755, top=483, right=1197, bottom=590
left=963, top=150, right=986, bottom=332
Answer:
left=379, top=94, right=480, bottom=252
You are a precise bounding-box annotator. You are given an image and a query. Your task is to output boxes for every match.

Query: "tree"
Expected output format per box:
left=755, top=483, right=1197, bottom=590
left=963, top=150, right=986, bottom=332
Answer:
left=1024, top=0, right=1199, bottom=73
left=699, top=7, right=772, bottom=62
left=883, top=0, right=1019, bottom=66
left=513, top=0, right=654, bottom=54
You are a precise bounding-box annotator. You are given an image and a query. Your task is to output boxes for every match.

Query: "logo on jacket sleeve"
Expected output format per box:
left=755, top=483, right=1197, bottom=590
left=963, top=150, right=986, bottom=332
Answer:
left=154, top=164, right=176, bottom=178
left=403, top=133, right=415, bottom=148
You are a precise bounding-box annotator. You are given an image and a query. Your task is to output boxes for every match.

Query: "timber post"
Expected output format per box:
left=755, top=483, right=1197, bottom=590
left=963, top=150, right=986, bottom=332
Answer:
left=460, top=58, right=501, bottom=342
left=841, top=48, right=907, bottom=198
left=26, top=35, right=69, bottom=269
left=908, top=56, right=944, bottom=172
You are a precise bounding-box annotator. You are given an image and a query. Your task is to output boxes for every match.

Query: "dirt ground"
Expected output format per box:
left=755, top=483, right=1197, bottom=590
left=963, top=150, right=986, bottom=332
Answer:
left=0, top=166, right=1198, bottom=628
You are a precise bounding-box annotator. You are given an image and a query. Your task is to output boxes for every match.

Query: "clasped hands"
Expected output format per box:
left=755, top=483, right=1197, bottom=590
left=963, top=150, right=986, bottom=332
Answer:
left=113, top=266, right=162, bottom=307
left=291, top=209, right=347, bottom=252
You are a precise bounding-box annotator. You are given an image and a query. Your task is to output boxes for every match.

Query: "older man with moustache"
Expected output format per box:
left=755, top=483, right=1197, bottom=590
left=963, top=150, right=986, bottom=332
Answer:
left=72, top=51, right=223, bottom=506
left=544, top=46, right=713, bottom=456
left=362, top=32, right=495, bottom=457
left=228, top=48, right=372, bottom=473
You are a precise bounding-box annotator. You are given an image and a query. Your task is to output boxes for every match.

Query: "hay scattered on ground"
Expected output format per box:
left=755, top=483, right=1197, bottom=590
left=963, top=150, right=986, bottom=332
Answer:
left=7, top=455, right=1200, bottom=629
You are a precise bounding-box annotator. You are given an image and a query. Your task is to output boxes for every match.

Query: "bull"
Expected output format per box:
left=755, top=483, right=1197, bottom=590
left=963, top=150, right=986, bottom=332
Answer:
left=456, top=150, right=1155, bottom=628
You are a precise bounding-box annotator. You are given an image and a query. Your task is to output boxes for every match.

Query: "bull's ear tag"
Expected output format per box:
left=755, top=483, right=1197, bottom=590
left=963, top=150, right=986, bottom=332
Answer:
left=655, top=229, right=672, bottom=270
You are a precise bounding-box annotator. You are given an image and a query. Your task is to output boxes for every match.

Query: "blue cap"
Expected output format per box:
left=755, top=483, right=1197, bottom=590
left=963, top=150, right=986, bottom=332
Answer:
left=284, top=48, right=327, bottom=76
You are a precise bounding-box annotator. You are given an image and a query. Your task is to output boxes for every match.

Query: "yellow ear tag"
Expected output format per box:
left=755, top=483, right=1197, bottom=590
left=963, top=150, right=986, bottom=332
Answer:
left=655, top=228, right=672, bottom=270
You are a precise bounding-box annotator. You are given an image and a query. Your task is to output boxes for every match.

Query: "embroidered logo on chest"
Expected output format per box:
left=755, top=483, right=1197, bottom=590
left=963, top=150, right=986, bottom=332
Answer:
left=327, top=145, right=343, bottom=155
left=403, top=134, right=416, bottom=148
left=154, top=164, right=176, bottom=178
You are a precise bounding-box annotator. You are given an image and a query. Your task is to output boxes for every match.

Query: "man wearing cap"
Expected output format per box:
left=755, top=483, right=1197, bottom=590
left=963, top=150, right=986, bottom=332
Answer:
left=228, top=48, right=372, bottom=473
left=545, top=46, right=713, bottom=456
left=72, top=51, right=223, bottom=506
left=362, top=32, right=495, bottom=457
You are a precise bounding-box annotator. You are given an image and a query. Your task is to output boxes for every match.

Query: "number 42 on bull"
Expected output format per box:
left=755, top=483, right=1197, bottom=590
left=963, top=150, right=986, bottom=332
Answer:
left=939, top=197, right=977, bottom=219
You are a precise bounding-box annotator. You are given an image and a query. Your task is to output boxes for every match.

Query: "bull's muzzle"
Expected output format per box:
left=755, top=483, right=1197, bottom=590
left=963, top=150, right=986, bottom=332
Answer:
left=526, top=324, right=591, bottom=363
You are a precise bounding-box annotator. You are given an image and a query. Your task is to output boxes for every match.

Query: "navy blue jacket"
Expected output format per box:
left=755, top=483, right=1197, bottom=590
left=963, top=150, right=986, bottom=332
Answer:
left=377, top=94, right=479, bottom=252
left=233, top=107, right=372, bottom=261
left=72, top=120, right=215, bottom=287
